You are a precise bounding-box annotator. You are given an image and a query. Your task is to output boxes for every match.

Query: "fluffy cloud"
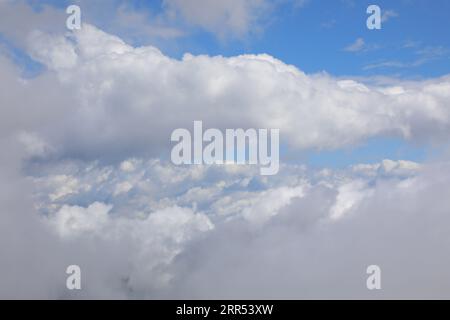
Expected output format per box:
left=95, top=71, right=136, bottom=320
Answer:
left=1, top=102, right=450, bottom=299
left=3, top=24, right=446, bottom=163
left=0, top=0, right=66, bottom=47
left=10, top=155, right=449, bottom=299
left=2, top=15, right=450, bottom=299
left=165, top=161, right=450, bottom=299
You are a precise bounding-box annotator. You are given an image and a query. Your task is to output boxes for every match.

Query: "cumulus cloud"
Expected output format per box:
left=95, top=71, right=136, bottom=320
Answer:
left=168, top=162, right=450, bottom=299
left=2, top=13, right=450, bottom=299
left=3, top=19, right=450, bottom=160
left=0, top=0, right=66, bottom=47
left=15, top=24, right=450, bottom=159
left=7, top=154, right=449, bottom=299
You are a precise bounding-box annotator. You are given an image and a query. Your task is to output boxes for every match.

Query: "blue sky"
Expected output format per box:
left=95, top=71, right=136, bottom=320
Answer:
left=22, top=0, right=450, bottom=78
left=129, top=0, right=450, bottom=78
left=4, top=0, right=450, bottom=167
left=165, top=0, right=449, bottom=167
left=252, top=0, right=450, bottom=78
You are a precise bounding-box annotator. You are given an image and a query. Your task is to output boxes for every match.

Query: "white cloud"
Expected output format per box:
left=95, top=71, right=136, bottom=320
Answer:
left=241, top=186, right=305, bottom=224
left=50, top=201, right=214, bottom=292
left=352, top=159, right=421, bottom=178
left=120, top=159, right=138, bottom=172
left=1, top=15, right=450, bottom=299
left=113, top=181, right=133, bottom=196
left=27, top=31, right=78, bottom=70
left=0, top=0, right=66, bottom=47
left=0, top=0, right=287, bottom=45
left=18, top=131, right=54, bottom=158
left=344, top=37, right=366, bottom=52
left=165, top=161, right=450, bottom=299
left=15, top=25, right=449, bottom=158
left=163, top=0, right=272, bottom=39
left=52, top=202, right=112, bottom=237
left=381, top=10, right=399, bottom=23
left=329, top=180, right=372, bottom=220
left=3, top=121, right=450, bottom=298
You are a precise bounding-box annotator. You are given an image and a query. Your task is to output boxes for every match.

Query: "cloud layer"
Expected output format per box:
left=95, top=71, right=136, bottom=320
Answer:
left=1, top=14, right=450, bottom=298
left=5, top=23, right=448, bottom=162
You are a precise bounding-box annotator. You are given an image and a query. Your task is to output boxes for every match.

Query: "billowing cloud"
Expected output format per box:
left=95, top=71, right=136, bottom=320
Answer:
left=16, top=24, right=450, bottom=160
left=1, top=10, right=450, bottom=299
left=3, top=149, right=450, bottom=298
left=0, top=0, right=66, bottom=47
left=168, top=161, right=450, bottom=299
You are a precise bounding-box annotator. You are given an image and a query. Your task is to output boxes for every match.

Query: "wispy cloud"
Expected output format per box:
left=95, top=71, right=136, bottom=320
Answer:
left=321, top=19, right=337, bottom=29
left=381, top=9, right=399, bottom=23
left=344, top=38, right=380, bottom=53
left=364, top=44, right=450, bottom=70
left=344, top=37, right=365, bottom=52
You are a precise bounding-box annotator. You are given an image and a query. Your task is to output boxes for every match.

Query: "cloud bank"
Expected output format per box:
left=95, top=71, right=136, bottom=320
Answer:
left=6, top=23, right=449, bottom=161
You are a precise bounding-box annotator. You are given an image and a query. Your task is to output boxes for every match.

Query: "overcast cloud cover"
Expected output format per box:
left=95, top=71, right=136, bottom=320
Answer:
left=1, top=0, right=450, bottom=299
